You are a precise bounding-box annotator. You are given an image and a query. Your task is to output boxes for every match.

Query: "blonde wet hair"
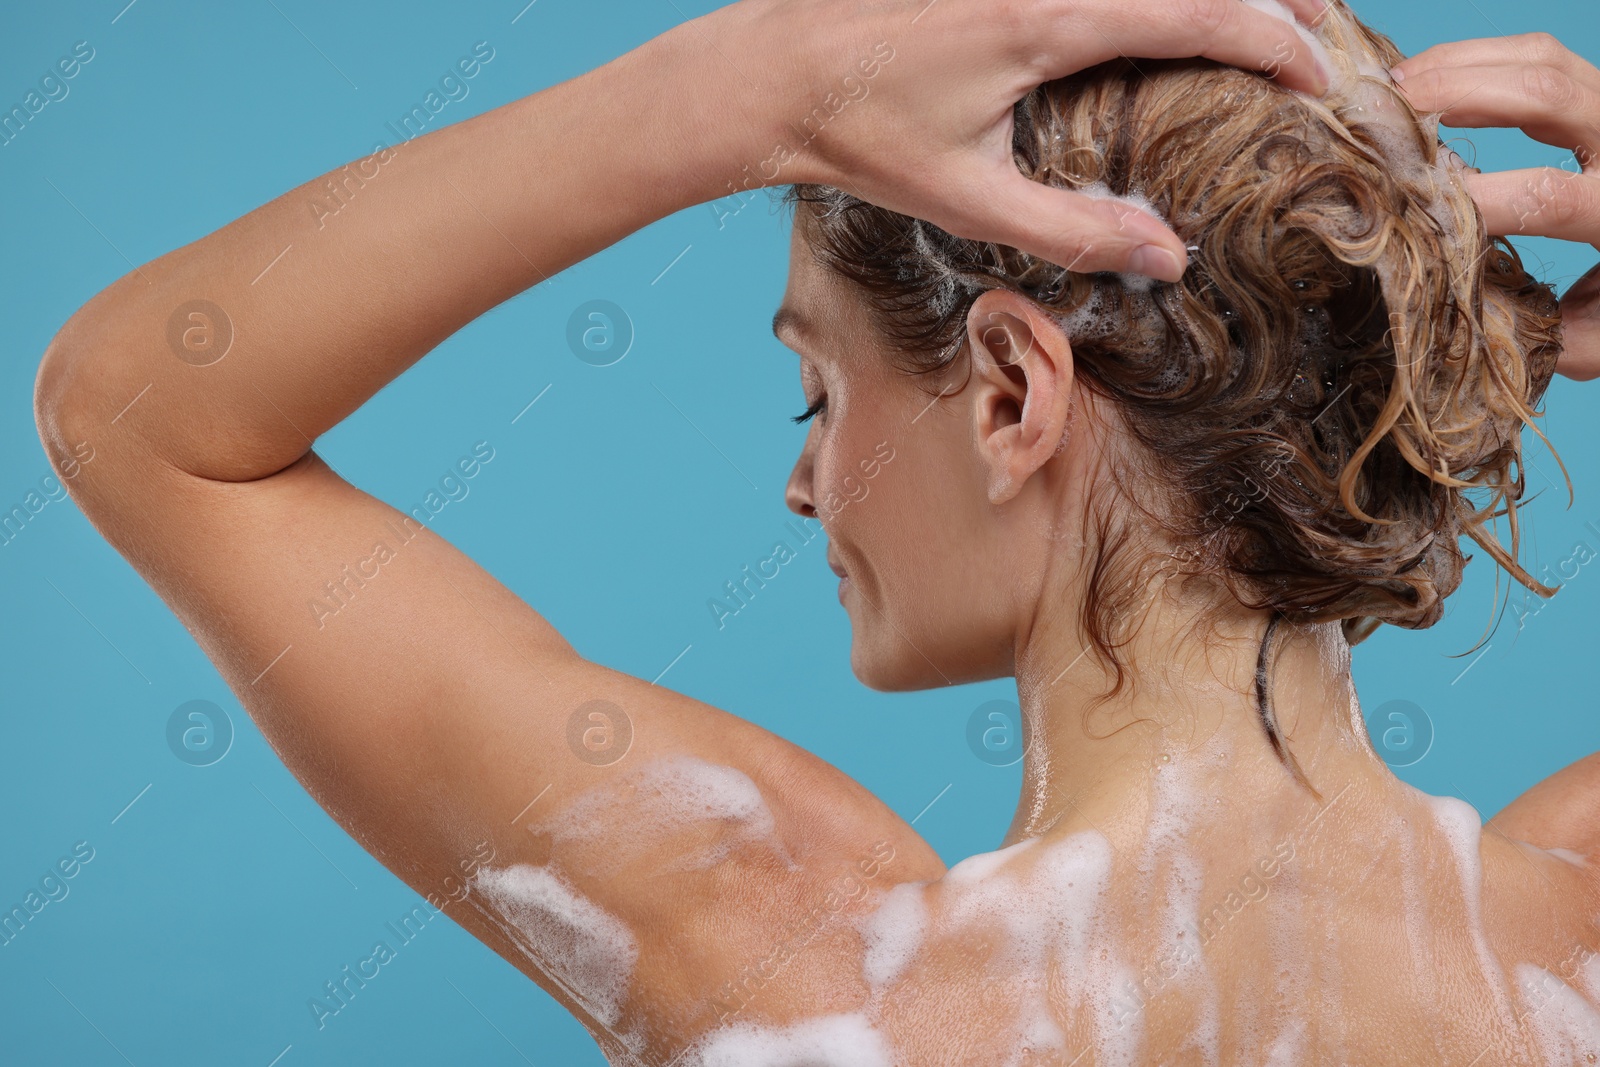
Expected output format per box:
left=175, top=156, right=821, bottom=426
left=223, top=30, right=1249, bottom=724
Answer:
left=786, top=1, right=1565, bottom=709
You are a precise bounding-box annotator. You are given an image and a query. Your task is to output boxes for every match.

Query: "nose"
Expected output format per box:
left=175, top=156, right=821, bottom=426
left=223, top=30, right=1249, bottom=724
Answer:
left=784, top=432, right=818, bottom=519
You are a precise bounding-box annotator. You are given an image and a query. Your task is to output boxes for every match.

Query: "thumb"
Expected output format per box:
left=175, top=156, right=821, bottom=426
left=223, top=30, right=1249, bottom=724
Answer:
left=935, top=163, right=1189, bottom=282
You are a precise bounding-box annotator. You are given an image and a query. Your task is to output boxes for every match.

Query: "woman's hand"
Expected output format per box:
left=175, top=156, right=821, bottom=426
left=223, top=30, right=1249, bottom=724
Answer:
left=717, top=0, right=1331, bottom=281
left=1392, top=32, right=1600, bottom=381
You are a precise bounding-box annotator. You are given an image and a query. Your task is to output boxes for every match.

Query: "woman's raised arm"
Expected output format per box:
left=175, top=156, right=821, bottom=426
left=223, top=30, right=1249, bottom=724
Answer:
left=36, top=0, right=1333, bottom=471
left=30, top=0, right=1331, bottom=1059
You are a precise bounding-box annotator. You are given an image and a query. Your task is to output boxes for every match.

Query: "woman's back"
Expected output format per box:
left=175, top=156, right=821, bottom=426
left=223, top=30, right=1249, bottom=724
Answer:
left=28, top=0, right=1600, bottom=1062
left=676, top=762, right=1600, bottom=1067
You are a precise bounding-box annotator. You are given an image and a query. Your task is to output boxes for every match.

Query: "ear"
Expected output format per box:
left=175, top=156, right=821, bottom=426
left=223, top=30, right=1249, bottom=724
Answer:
left=965, top=289, right=1075, bottom=505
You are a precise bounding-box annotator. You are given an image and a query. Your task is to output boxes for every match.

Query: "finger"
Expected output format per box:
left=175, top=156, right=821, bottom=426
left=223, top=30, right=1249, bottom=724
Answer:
left=1073, top=0, right=1330, bottom=97
left=938, top=164, right=1189, bottom=280
left=1465, top=169, right=1600, bottom=246
left=1188, top=0, right=1332, bottom=95
left=1393, top=64, right=1600, bottom=167
left=1393, top=32, right=1600, bottom=94
left=1557, top=263, right=1600, bottom=382
left=1274, top=0, right=1332, bottom=28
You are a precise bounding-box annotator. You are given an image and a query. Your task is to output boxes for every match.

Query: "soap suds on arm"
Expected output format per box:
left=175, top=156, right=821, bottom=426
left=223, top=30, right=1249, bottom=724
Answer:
left=532, top=754, right=795, bottom=876
left=468, top=862, right=639, bottom=1028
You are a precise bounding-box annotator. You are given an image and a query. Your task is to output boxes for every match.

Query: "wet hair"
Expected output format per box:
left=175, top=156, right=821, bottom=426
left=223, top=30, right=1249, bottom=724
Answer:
left=784, top=2, right=1565, bottom=762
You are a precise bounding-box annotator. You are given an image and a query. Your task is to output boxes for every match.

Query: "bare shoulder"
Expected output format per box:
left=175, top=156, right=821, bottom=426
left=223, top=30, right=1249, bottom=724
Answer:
left=37, top=386, right=950, bottom=1057
left=1491, top=750, right=1600, bottom=861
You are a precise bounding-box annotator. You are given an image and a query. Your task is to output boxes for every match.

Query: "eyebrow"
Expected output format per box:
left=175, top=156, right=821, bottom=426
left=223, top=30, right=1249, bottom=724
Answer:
left=770, top=305, right=808, bottom=346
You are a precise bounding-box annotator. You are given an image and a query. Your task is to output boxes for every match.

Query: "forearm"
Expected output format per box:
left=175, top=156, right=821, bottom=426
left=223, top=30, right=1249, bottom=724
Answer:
left=37, top=12, right=778, bottom=480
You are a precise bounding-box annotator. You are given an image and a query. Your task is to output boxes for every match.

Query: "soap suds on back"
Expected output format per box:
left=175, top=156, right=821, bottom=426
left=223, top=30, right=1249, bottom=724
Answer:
left=1428, top=795, right=1521, bottom=1034
left=1516, top=963, right=1600, bottom=1065
left=1035, top=831, right=1133, bottom=1065
left=1135, top=750, right=1220, bottom=1064
left=681, top=1012, right=895, bottom=1067
left=944, top=836, right=1040, bottom=888
left=945, top=831, right=1125, bottom=1065
left=859, top=881, right=928, bottom=995
left=1262, top=1018, right=1307, bottom=1067
left=1580, top=954, right=1600, bottom=1004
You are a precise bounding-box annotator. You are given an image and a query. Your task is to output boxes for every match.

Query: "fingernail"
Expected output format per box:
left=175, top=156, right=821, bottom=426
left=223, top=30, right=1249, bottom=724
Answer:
left=1389, top=65, right=1406, bottom=82
left=1128, top=244, right=1185, bottom=283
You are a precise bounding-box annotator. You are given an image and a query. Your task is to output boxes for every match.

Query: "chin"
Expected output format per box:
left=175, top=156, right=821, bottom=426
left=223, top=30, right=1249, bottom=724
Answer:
left=851, top=658, right=931, bottom=692
left=848, top=638, right=959, bottom=692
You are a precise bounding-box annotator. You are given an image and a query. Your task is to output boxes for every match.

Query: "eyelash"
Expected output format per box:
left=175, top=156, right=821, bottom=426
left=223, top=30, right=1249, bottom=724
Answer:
left=792, top=395, right=826, bottom=425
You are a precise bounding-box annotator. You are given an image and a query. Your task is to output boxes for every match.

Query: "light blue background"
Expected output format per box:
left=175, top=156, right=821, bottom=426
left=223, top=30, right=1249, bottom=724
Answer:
left=2, top=1, right=1596, bottom=1063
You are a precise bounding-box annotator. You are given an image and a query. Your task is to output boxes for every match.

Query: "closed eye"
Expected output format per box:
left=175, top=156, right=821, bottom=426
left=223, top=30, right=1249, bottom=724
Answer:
left=791, top=396, right=826, bottom=425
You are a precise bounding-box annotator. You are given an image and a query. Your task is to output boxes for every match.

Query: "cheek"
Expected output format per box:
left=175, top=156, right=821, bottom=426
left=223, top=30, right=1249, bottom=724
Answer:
left=810, top=415, right=877, bottom=521
left=813, top=376, right=961, bottom=551
left=817, top=430, right=933, bottom=559
left=814, top=415, right=898, bottom=523
left=870, top=433, right=991, bottom=589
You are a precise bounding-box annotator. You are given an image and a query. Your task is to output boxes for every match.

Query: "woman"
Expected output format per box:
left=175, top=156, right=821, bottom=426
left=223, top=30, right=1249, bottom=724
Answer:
left=30, top=0, right=1600, bottom=1062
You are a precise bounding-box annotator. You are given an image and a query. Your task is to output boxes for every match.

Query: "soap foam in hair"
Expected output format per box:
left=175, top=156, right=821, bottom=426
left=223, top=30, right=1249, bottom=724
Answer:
left=1239, top=0, right=1335, bottom=88
left=1075, top=181, right=1168, bottom=293
left=1294, top=2, right=1468, bottom=244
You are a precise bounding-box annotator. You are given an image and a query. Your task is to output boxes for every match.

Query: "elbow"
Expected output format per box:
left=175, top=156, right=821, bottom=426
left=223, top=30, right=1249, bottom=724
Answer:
left=34, top=318, right=92, bottom=466
left=33, top=308, right=132, bottom=497
left=35, top=259, right=174, bottom=452
left=34, top=287, right=303, bottom=485
left=37, top=287, right=307, bottom=485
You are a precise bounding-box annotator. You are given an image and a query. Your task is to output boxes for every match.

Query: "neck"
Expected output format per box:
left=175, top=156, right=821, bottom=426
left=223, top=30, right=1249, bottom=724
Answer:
left=1006, top=585, right=1398, bottom=852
